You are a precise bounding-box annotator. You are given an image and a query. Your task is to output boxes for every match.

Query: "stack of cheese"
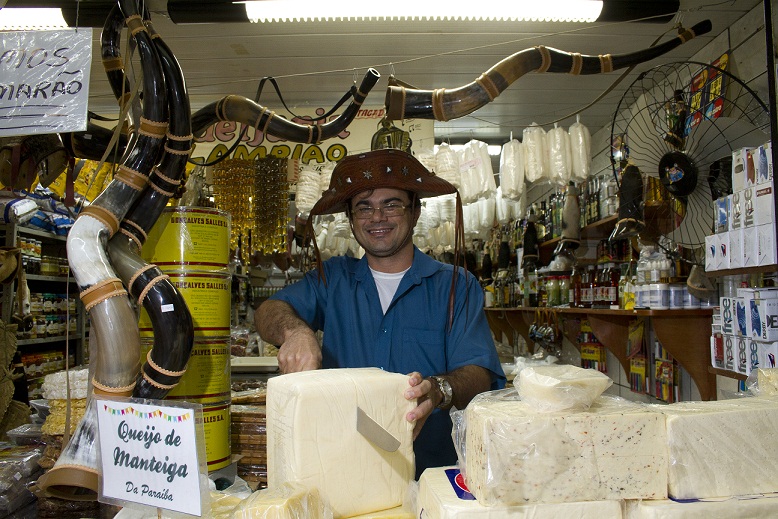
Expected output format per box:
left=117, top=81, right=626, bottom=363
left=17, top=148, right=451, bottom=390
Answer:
left=418, top=364, right=778, bottom=518
left=264, top=368, right=416, bottom=518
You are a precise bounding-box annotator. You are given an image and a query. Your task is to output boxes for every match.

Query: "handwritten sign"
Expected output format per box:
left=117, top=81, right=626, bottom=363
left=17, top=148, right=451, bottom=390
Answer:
left=0, top=29, right=92, bottom=137
left=96, top=400, right=204, bottom=516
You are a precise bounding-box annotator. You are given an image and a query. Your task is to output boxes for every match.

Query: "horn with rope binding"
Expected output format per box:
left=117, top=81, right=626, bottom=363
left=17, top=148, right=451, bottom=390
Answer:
left=37, top=0, right=168, bottom=499
left=384, top=20, right=712, bottom=122
left=190, top=68, right=381, bottom=143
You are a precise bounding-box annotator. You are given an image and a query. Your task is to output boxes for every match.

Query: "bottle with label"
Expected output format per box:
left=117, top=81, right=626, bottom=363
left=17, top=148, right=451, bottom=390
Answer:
left=523, top=257, right=538, bottom=307
left=606, top=262, right=620, bottom=307
left=570, top=266, right=582, bottom=308
left=582, top=265, right=595, bottom=308
left=538, top=273, right=548, bottom=307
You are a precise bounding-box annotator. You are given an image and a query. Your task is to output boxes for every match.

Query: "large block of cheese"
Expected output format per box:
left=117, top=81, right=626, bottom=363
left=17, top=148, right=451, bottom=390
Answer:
left=231, top=482, right=328, bottom=519
left=267, top=368, right=415, bottom=518
left=655, top=396, right=778, bottom=499
left=419, top=466, right=624, bottom=518
left=625, top=495, right=778, bottom=518
left=465, top=393, right=667, bottom=505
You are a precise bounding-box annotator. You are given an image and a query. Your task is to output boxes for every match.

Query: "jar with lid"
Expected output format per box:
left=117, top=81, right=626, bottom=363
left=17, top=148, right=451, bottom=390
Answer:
left=547, top=276, right=561, bottom=307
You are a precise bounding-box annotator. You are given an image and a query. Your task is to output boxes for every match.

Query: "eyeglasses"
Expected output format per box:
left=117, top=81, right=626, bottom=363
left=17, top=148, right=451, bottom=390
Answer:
left=352, top=203, right=408, bottom=219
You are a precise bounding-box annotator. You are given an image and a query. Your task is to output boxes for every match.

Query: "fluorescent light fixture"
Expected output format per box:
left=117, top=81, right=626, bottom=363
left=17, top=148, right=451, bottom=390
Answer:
left=243, top=0, right=604, bottom=23
left=0, top=8, right=68, bottom=30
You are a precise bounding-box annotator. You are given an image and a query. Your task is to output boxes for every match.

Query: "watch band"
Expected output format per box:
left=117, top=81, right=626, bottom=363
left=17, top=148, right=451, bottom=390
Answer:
left=431, top=375, right=453, bottom=410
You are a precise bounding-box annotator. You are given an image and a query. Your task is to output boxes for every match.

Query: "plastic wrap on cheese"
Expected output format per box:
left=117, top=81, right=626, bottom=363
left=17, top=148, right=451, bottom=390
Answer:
left=231, top=482, right=332, bottom=519
left=348, top=505, right=415, bottom=518
left=517, top=365, right=613, bottom=412
left=625, top=495, right=778, bottom=518
left=464, top=392, right=667, bottom=506
left=419, top=466, right=624, bottom=518
left=756, top=368, right=778, bottom=396
left=654, top=396, right=778, bottom=499
left=267, top=368, right=415, bottom=518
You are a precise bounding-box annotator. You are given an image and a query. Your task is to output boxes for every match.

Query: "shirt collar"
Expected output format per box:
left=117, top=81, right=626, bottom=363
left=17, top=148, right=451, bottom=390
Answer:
left=353, top=246, right=444, bottom=286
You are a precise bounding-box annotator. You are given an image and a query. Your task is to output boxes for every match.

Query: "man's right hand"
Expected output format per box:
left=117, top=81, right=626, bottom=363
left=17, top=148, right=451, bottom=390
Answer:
left=277, top=328, right=322, bottom=373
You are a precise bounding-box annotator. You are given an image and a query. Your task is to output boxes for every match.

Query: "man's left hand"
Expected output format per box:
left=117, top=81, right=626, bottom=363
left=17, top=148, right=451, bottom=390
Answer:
left=404, top=372, right=439, bottom=440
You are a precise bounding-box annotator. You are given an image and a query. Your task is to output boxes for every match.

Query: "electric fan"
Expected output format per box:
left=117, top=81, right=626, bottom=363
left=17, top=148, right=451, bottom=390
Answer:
left=609, top=59, right=771, bottom=269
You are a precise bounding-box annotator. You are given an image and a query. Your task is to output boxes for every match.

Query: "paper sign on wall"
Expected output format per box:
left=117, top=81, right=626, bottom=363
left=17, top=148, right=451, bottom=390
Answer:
left=0, top=29, right=92, bottom=137
left=96, top=399, right=205, bottom=516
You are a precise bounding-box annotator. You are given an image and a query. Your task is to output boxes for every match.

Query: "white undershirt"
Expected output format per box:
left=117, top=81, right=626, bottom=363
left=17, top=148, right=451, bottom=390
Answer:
left=370, top=266, right=410, bottom=314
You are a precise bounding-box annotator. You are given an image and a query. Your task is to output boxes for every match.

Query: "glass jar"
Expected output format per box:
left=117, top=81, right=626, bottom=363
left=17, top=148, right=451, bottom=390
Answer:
left=547, top=276, right=560, bottom=307
left=559, top=275, right=570, bottom=306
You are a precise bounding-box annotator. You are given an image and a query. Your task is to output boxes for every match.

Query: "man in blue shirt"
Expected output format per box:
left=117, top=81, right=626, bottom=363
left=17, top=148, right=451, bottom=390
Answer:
left=256, top=148, right=505, bottom=479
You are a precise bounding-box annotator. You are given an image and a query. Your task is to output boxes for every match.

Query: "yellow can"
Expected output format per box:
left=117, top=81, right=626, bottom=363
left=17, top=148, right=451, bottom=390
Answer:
left=142, top=207, right=231, bottom=271
left=198, top=401, right=231, bottom=472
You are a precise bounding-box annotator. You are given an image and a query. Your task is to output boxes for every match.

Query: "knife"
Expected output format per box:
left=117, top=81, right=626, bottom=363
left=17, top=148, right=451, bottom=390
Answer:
left=356, top=407, right=401, bottom=452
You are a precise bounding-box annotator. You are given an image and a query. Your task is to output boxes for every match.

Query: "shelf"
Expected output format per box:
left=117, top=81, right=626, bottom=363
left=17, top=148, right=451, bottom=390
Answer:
left=708, top=366, right=748, bottom=381
left=485, top=307, right=716, bottom=400
left=26, top=274, right=73, bottom=283
left=12, top=226, right=66, bottom=241
left=706, top=264, right=778, bottom=278
left=17, top=334, right=83, bottom=346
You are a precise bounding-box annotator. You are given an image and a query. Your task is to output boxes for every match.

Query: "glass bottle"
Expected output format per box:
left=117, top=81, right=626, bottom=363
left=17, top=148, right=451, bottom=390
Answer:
left=570, top=265, right=582, bottom=308
left=560, top=275, right=570, bottom=306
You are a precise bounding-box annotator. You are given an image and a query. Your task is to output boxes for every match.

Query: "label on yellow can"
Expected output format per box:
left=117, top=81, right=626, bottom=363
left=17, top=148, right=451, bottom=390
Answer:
left=139, top=271, right=231, bottom=337
left=198, top=401, right=231, bottom=472
left=142, top=207, right=231, bottom=270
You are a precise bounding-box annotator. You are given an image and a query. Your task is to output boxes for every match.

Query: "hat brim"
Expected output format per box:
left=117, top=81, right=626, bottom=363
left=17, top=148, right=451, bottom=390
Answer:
left=310, top=148, right=457, bottom=216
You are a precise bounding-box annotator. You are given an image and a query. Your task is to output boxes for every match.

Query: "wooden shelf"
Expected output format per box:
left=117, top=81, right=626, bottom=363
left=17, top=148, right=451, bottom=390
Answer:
left=708, top=366, right=748, bottom=381
left=706, top=264, right=778, bottom=278
left=485, top=306, right=716, bottom=400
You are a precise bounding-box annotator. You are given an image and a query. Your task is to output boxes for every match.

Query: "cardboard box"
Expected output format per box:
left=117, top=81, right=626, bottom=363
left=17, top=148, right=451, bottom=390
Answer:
left=720, top=297, right=734, bottom=335
left=757, top=223, right=777, bottom=266
left=729, top=190, right=743, bottom=231
left=714, top=196, right=729, bottom=234
left=754, top=182, right=775, bottom=227
left=749, top=298, right=778, bottom=343
left=723, top=334, right=736, bottom=371
left=746, top=148, right=760, bottom=187
left=711, top=333, right=724, bottom=369
left=718, top=230, right=730, bottom=270
left=743, top=226, right=759, bottom=268
left=755, top=340, right=778, bottom=370
left=756, top=142, right=773, bottom=184
left=729, top=229, right=744, bottom=269
left=705, top=234, right=718, bottom=272
left=732, top=147, right=754, bottom=191
left=735, top=297, right=748, bottom=337
left=742, top=185, right=756, bottom=228
left=736, top=336, right=748, bottom=375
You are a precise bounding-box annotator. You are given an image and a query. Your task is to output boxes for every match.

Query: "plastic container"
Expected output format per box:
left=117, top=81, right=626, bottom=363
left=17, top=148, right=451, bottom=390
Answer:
left=669, top=284, right=685, bottom=309
left=649, top=282, right=670, bottom=309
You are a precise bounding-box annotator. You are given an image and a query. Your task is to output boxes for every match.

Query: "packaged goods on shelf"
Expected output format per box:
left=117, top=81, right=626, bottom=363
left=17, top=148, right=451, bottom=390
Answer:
left=418, top=466, right=624, bottom=518
left=267, top=368, right=414, bottom=518
left=655, top=396, right=778, bottom=499
left=464, top=392, right=667, bottom=506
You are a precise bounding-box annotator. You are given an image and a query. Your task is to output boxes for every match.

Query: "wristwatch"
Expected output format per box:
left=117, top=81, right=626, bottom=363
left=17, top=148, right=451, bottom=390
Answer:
left=430, top=375, right=453, bottom=410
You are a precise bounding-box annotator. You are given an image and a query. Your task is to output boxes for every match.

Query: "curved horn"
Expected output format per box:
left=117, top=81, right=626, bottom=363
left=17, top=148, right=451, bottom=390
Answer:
left=385, top=20, right=712, bottom=121
left=191, top=68, right=381, bottom=143
left=109, top=17, right=195, bottom=400
left=39, top=0, right=168, bottom=500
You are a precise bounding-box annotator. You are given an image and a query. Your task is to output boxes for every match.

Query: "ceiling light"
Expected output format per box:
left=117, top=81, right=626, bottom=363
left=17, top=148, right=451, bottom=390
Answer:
left=0, top=8, right=68, bottom=30
left=242, top=0, right=604, bottom=23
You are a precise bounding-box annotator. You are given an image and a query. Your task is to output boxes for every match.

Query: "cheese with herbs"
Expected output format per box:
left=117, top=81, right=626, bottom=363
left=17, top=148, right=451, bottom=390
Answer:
left=419, top=466, right=624, bottom=518
left=465, top=394, right=667, bottom=505
left=655, top=396, right=778, bottom=499
left=267, top=368, right=415, bottom=518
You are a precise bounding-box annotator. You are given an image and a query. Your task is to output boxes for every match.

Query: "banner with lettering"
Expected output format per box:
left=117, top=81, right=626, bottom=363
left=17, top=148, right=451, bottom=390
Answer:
left=191, top=106, right=434, bottom=166
left=96, top=399, right=207, bottom=516
left=0, top=29, right=92, bottom=137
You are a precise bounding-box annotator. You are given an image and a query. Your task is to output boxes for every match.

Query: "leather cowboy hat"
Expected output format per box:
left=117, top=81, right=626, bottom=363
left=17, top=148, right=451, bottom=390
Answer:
left=309, top=148, right=457, bottom=216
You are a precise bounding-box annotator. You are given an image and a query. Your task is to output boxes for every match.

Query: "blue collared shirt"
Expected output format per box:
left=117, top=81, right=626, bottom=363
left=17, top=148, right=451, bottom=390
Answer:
left=270, top=247, right=506, bottom=477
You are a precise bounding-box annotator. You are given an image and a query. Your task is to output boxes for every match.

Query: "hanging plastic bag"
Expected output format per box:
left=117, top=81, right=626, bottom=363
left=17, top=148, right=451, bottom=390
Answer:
left=434, top=142, right=461, bottom=188
left=569, top=116, right=592, bottom=180
left=547, top=123, right=572, bottom=185
left=499, top=139, right=525, bottom=200
left=523, top=124, right=549, bottom=183
left=459, top=140, right=496, bottom=203
left=295, top=164, right=322, bottom=216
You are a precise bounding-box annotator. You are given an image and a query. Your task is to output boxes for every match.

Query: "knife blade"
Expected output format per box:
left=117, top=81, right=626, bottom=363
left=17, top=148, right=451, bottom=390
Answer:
left=356, top=407, right=401, bottom=452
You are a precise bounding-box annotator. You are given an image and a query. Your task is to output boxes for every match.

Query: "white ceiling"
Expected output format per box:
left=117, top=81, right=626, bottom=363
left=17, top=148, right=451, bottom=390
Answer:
left=11, top=1, right=771, bottom=145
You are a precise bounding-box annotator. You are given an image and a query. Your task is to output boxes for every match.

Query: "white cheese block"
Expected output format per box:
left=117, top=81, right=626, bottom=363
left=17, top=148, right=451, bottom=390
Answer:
left=348, top=505, right=415, bottom=518
left=517, top=365, right=612, bottom=411
left=267, top=368, right=415, bottom=518
left=419, top=466, right=624, bottom=518
left=230, top=482, right=328, bottom=519
left=625, top=495, right=778, bottom=518
left=465, top=393, right=667, bottom=506
left=654, top=396, right=778, bottom=499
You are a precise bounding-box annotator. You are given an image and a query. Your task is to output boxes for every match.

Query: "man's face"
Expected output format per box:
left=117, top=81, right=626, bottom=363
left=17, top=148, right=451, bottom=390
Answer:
left=349, top=188, right=417, bottom=259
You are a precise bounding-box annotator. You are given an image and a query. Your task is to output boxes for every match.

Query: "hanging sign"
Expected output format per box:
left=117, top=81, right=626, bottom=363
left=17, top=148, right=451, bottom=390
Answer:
left=191, top=105, right=434, bottom=170
left=0, top=29, right=92, bottom=137
left=96, top=399, right=206, bottom=516
left=686, top=52, right=729, bottom=133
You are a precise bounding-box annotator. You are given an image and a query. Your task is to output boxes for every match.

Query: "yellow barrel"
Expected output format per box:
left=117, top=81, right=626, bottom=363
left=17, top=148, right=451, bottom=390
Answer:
left=142, top=207, right=231, bottom=271
left=141, top=338, right=230, bottom=404
left=198, top=401, right=231, bottom=472
left=138, top=270, right=231, bottom=337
